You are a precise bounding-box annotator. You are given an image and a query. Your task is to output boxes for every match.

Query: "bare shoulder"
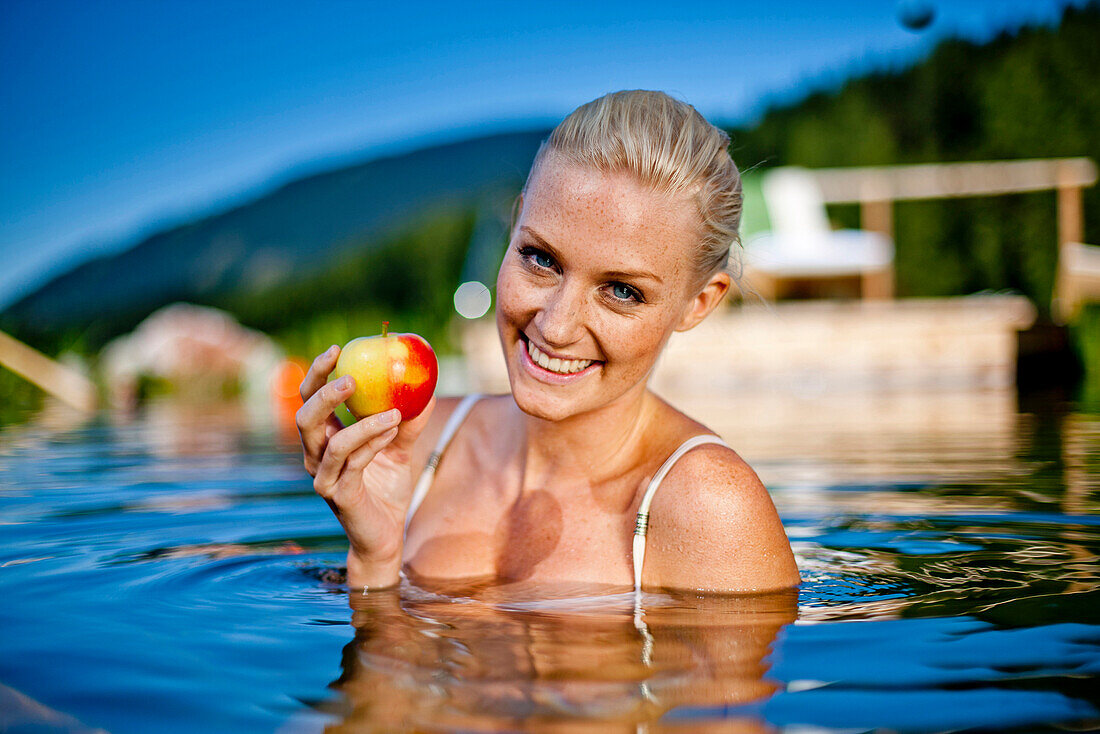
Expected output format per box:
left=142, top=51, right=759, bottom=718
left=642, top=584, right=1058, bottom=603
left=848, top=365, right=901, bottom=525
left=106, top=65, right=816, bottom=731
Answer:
left=643, top=438, right=801, bottom=594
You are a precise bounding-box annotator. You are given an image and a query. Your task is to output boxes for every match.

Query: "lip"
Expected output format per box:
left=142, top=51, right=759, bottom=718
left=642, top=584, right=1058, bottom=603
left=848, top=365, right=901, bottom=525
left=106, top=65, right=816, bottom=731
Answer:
left=517, top=334, right=602, bottom=385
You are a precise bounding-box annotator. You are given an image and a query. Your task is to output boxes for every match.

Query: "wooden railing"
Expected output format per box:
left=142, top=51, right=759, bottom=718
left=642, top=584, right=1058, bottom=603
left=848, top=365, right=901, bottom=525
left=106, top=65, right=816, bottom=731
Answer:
left=0, top=331, right=97, bottom=413
left=809, top=157, right=1098, bottom=246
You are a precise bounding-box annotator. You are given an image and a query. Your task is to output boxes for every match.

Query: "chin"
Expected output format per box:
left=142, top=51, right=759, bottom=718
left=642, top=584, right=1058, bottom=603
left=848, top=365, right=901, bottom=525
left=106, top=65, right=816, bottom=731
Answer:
left=509, top=380, right=576, bottom=422
left=496, top=326, right=586, bottom=422
left=505, top=353, right=580, bottom=423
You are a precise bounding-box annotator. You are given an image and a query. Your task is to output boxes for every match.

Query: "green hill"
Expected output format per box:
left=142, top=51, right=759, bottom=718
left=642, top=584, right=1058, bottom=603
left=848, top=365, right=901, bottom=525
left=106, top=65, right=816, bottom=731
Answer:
left=2, top=130, right=548, bottom=354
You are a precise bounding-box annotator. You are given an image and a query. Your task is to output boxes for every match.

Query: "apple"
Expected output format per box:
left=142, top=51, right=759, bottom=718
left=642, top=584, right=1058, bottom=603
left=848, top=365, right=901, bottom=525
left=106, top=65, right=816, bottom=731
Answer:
left=333, top=322, right=438, bottom=421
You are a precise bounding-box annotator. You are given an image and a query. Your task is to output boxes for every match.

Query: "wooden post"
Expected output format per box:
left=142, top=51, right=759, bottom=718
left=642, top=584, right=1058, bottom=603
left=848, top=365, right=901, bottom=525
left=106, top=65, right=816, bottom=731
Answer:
left=1057, top=172, right=1084, bottom=246
left=860, top=198, right=894, bottom=242
left=857, top=172, right=895, bottom=242
left=859, top=199, right=896, bottom=300
left=856, top=176, right=895, bottom=300
left=0, top=331, right=97, bottom=413
left=862, top=267, right=895, bottom=300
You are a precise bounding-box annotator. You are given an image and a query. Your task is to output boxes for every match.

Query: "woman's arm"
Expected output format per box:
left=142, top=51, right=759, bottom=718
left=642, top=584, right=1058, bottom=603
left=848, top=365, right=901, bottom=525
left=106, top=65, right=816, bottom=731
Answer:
left=641, top=444, right=801, bottom=593
left=296, top=346, right=444, bottom=589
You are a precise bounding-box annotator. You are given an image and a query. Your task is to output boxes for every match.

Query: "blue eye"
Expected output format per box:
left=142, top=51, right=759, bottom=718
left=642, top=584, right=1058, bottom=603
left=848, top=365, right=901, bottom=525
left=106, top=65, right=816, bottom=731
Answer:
left=610, top=283, right=641, bottom=302
left=520, top=246, right=556, bottom=270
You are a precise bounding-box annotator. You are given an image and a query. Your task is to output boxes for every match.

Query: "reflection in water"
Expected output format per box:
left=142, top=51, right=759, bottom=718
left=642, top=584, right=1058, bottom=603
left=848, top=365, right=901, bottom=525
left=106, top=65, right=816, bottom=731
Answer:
left=673, top=388, right=1028, bottom=487
left=320, top=584, right=797, bottom=733
left=1, top=392, right=1098, bottom=733
left=1062, top=413, right=1100, bottom=515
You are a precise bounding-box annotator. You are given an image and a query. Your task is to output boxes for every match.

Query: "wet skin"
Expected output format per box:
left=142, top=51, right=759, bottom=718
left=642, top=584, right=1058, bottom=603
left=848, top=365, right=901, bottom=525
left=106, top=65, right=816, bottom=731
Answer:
left=297, top=154, right=800, bottom=593
left=323, top=584, right=798, bottom=733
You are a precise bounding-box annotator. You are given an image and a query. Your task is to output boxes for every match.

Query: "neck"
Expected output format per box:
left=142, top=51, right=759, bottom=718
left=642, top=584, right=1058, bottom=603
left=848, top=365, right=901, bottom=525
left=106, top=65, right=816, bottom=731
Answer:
left=514, top=384, right=657, bottom=489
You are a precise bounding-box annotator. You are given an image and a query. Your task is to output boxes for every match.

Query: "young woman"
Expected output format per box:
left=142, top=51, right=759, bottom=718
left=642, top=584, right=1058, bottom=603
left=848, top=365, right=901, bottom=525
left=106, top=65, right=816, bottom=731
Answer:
left=296, top=91, right=800, bottom=594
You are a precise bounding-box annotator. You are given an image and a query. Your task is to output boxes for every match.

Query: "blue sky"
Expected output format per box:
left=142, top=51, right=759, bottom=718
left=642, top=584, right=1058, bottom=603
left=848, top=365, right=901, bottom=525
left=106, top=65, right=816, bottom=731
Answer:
left=0, top=0, right=1084, bottom=308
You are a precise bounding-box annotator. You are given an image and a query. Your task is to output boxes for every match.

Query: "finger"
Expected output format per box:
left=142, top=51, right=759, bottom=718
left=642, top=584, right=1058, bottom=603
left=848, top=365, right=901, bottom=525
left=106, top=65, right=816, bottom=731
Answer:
left=297, top=374, right=356, bottom=459
left=296, top=345, right=343, bottom=456
left=312, top=408, right=402, bottom=492
left=305, top=421, right=344, bottom=475
left=299, top=345, right=340, bottom=401
left=345, top=426, right=400, bottom=473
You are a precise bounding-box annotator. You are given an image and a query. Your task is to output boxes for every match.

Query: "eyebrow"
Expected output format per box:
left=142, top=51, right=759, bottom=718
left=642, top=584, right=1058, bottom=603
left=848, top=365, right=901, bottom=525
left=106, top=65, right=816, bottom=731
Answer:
left=518, top=226, right=664, bottom=285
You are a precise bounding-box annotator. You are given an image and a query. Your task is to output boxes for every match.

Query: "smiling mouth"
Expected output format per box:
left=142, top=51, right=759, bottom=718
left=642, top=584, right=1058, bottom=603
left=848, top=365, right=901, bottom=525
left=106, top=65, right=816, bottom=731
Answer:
left=522, top=336, right=599, bottom=375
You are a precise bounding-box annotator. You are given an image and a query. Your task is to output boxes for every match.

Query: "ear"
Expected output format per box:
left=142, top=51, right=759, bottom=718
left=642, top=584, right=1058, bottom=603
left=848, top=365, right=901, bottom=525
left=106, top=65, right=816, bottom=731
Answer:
left=675, top=271, right=731, bottom=332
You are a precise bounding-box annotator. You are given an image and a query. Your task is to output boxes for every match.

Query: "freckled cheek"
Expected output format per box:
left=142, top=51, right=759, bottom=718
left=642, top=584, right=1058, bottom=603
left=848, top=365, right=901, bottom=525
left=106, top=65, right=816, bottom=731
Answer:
left=592, top=316, right=668, bottom=377
left=495, top=265, right=542, bottom=331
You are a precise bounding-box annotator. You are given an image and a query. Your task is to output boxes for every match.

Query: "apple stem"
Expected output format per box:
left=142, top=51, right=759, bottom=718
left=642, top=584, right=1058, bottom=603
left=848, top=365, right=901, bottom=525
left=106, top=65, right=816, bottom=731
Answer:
left=382, top=321, right=389, bottom=337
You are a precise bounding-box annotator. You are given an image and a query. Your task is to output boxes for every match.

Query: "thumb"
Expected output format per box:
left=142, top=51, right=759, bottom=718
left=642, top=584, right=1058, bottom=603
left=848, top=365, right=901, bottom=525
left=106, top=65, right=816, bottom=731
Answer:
left=391, top=395, right=436, bottom=451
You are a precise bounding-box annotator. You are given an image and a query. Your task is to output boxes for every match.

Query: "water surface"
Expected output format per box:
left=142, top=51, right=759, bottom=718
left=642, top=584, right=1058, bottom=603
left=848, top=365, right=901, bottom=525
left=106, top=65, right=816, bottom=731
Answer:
left=1, top=393, right=1097, bottom=733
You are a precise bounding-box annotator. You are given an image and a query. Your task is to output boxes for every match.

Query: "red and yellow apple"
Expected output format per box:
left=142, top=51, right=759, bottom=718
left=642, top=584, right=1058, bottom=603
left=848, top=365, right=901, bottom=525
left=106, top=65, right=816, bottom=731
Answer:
left=333, top=323, right=438, bottom=421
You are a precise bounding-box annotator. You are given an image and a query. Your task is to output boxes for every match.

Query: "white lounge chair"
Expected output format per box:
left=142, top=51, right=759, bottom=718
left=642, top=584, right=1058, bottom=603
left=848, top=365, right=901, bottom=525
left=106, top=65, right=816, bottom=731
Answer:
left=1053, top=240, right=1100, bottom=323
left=739, top=167, right=895, bottom=299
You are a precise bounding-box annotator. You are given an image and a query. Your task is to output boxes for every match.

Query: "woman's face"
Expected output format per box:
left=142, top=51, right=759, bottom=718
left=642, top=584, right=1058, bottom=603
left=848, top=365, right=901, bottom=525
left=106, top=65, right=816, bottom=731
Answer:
left=496, top=155, right=720, bottom=422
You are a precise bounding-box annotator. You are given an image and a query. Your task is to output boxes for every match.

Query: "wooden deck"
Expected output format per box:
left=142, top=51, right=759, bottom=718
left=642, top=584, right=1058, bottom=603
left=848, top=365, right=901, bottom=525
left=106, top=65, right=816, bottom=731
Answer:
left=459, top=295, right=1037, bottom=395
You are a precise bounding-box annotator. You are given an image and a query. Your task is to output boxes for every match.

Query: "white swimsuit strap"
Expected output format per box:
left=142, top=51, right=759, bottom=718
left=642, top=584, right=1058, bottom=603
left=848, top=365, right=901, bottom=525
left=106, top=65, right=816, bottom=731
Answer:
left=631, top=434, right=730, bottom=594
left=405, top=394, right=482, bottom=531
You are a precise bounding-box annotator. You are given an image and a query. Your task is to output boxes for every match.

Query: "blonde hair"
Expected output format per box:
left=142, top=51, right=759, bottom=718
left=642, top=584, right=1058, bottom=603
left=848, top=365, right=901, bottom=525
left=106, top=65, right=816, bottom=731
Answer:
left=526, top=90, right=742, bottom=284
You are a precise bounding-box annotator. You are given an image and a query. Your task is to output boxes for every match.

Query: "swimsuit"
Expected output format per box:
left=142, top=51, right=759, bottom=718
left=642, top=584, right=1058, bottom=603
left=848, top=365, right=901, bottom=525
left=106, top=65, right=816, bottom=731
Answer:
left=404, top=394, right=731, bottom=594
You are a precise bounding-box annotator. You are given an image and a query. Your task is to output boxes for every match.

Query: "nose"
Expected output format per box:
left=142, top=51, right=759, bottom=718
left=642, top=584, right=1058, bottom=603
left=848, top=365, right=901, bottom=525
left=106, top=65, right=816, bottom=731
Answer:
left=533, top=282, right=586, bottom=349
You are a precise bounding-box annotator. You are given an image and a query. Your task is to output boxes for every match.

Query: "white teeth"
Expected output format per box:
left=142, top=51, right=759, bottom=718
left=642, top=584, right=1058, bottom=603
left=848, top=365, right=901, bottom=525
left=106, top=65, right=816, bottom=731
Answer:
left=525, top=339, right=593, bottom=375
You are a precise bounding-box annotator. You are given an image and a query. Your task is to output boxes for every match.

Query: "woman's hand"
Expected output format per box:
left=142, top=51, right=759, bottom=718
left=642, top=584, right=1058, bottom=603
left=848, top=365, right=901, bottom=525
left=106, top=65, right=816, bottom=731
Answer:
left=296, top=345, right=435, bottom=589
